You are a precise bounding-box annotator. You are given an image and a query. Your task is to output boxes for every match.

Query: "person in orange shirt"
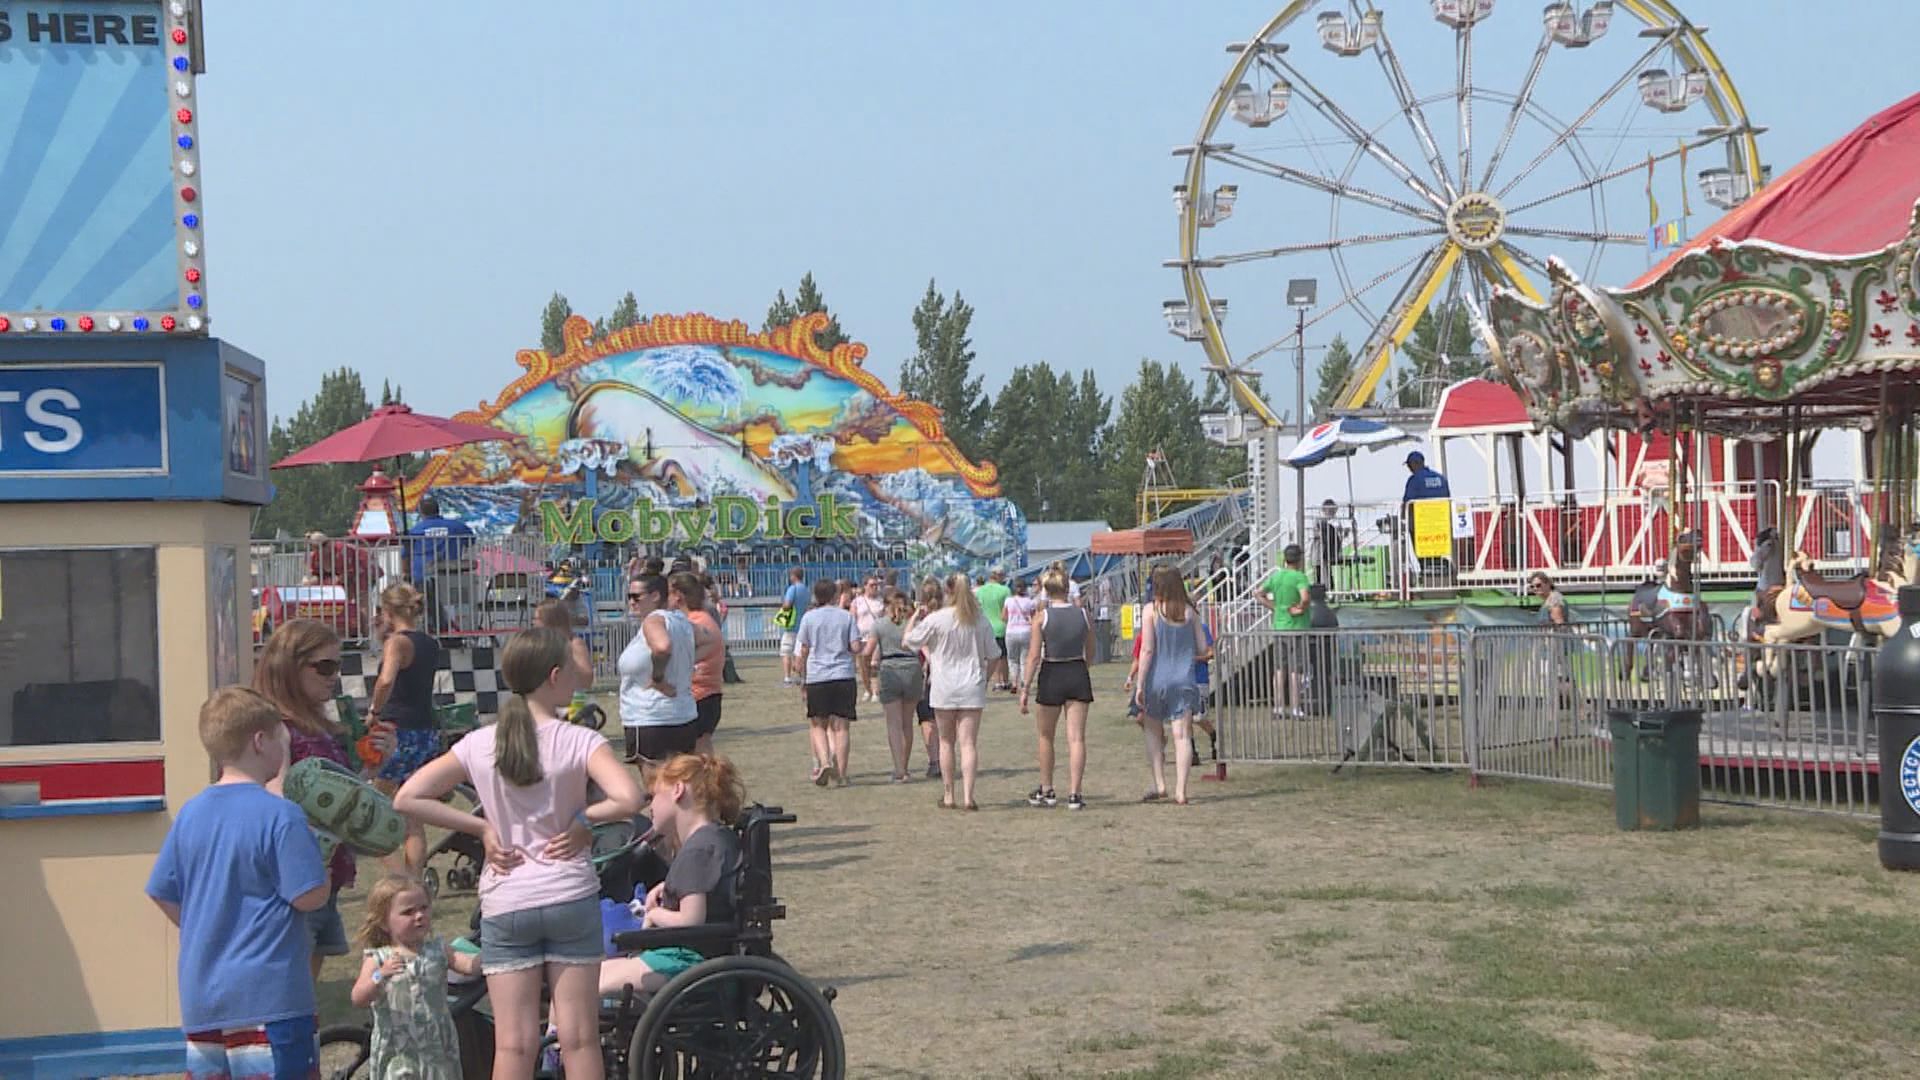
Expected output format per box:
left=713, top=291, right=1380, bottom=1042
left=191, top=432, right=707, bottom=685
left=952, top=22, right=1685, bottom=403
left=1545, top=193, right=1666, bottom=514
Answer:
left=673, top=572, right=727, bottom=756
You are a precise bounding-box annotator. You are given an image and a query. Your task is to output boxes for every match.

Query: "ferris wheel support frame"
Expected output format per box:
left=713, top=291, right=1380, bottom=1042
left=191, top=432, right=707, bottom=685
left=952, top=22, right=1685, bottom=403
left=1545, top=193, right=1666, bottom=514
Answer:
left=1176, top=0, right=1765, bottom=429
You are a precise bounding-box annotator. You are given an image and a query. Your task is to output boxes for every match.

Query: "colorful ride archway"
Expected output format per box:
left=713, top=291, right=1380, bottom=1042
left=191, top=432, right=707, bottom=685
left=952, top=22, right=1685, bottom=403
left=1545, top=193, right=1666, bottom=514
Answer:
left=408, top=312, right=1027, bottom=575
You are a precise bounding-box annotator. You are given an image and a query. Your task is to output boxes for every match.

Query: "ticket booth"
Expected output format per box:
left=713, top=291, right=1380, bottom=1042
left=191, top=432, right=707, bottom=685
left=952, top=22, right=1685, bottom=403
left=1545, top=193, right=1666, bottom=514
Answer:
left=0, top=337, right=267, bottom=1076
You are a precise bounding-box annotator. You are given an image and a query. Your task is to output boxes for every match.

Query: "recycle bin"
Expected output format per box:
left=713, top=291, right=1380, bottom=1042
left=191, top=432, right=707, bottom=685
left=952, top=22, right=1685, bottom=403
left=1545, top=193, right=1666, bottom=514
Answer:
left=1872, top=584, right=1920, bottom=869
left=1608, top=708, right=1702, bottom=830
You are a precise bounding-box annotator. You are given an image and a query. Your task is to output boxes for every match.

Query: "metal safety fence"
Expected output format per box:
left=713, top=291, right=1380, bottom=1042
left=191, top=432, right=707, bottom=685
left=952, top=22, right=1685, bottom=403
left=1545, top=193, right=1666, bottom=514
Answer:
left=1212, top=627, right=1473, bottom=771
left=1215, top=625, right=1880, bottom=818
left=1468, top=632, right=1877, bottom=817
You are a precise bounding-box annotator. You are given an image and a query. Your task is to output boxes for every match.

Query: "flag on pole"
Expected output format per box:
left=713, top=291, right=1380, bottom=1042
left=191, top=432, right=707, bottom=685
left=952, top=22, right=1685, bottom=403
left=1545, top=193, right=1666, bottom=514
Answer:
left=1647, top=221, right=1683, bottom=253
left=1678, top=139, right=1691, bottom=219
left=1647, top=152, right=1660, bottom=227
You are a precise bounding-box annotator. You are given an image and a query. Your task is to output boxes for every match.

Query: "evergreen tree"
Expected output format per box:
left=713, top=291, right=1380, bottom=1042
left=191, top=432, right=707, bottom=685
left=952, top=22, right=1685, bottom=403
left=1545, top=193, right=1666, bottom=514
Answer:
left=764, top=290, right=796, bottom=333
left=1310, top=334, right=1356, bottom=418
left=1056, top=370, right=1113, bottom=521
left=791, top=273, right=848, bottom=349
left=899, top=280, right=987, bottom=455
left=1102, top=360, right=1213, bottom=527
left=539, top=292, right=573, bottom=354
left=252, top=369, right=375, bottom=538
left=764, top=273, right=849, bottom=350
left=607, top=291, right=642, bottom=333
left=1394, top=302, right=1479, bottom=408
left=983, top=362, right=1115, bottom=523
left=379, top=379, right=394, bottom=407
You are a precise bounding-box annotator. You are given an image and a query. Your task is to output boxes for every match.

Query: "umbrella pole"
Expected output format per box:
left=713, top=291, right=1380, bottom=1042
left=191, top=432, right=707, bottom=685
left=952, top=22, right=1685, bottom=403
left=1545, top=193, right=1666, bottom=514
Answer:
left=395, top=458, right=409, bottom=535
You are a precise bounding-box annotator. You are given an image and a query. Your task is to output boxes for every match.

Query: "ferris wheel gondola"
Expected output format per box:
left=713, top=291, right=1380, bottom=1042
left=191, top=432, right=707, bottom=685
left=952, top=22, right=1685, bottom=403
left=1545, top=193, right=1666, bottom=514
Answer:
left=1171, top=0, right=1767, bottom=429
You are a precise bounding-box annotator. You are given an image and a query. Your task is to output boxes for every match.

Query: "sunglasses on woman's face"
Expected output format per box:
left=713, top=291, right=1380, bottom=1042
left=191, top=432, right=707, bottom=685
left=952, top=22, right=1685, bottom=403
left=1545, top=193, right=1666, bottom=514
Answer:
left=307, top=658, right=341, bottom=677
left=627, top=592, right=645, bottom=602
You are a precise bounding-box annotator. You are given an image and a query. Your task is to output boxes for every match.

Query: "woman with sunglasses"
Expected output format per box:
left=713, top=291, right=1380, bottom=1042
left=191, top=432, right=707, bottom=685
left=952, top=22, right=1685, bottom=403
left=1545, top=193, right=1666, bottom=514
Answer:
left=256, top=618, right=355, bottom=986
left=617, top=573, right=699, bottom=763
left=366, top=583, right=444, bottom=873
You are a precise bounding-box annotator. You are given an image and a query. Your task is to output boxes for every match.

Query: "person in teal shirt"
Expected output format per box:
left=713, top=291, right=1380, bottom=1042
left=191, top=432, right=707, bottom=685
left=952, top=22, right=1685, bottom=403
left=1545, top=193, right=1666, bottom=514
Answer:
left=1257, top=544, right=1312, bottom=717
left=974, top=569, right=1013, bottom=691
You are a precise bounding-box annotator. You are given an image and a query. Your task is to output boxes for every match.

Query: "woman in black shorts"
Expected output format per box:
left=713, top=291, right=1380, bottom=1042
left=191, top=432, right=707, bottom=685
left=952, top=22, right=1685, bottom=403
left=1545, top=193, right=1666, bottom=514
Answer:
left=1019, top=569, right=1094, bottom=810
left=795, top=577, right=864, bottom=786
left=913, top=577, right=944, bottom=778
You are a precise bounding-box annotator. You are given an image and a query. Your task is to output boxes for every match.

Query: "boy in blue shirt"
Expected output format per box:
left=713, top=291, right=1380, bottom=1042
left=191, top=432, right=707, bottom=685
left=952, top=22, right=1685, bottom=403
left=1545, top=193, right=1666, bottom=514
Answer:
left=147, top=686, right=330, bottom=1079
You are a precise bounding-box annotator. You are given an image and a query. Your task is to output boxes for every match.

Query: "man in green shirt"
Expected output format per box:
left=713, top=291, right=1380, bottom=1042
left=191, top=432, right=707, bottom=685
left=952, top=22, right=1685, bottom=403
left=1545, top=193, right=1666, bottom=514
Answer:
left=974, top=568, right=1013, bottom=691
left=1257, top=544, right=1312, bottom=717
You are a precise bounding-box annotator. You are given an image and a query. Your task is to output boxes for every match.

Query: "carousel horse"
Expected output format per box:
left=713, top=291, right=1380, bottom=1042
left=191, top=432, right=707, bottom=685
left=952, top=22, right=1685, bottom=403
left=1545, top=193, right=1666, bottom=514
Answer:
left=1751, top=524, right=1920, bottom=678
left=1623, top=533, right=1712, bottom=682
left=1618, top=559, right=1667, bottom=680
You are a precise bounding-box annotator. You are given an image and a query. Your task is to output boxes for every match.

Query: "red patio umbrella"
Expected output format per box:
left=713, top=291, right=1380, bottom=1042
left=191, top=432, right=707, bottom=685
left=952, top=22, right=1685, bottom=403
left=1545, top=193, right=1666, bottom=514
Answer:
left=272, top=403, right=517, bottom=532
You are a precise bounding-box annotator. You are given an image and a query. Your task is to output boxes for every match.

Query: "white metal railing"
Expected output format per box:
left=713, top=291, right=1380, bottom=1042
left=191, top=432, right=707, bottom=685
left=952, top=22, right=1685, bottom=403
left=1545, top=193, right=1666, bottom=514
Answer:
left=1210, top=625, right=1880, bottom=818
left=1291, top=479, right=1920, bottom=603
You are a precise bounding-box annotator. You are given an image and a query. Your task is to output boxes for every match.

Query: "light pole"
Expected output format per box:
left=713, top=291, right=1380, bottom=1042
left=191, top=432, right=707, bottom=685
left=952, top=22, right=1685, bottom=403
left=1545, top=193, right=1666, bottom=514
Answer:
left=1287, top=279, right=1318, bottom=542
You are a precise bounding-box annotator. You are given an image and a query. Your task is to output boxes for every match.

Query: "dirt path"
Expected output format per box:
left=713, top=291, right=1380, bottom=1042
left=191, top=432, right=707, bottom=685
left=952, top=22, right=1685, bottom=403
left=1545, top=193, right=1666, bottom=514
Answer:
left=323, top=656, right=1920, bottom=1077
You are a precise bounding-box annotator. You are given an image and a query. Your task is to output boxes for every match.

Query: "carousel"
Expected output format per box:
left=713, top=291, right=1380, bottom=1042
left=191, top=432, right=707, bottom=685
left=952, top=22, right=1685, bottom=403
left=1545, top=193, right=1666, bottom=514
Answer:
left=1485, top=91, right=1920, bottom=657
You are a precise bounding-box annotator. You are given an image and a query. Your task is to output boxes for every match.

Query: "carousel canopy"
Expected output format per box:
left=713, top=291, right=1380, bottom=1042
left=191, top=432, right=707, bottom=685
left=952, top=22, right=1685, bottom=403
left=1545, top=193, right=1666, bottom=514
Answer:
left=1486, top=94, right=1920, bottom=438
left=1639, top=93, right=1920, bottom=287
left=1430, top=378, right=1533, bottom=438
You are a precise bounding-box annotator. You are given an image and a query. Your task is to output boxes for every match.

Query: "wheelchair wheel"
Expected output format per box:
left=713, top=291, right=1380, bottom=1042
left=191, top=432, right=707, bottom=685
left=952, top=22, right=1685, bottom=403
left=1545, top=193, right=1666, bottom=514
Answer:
left=627, top=955, right=844, bottom=1079
left=316, top=1024, right=371, bottom=1080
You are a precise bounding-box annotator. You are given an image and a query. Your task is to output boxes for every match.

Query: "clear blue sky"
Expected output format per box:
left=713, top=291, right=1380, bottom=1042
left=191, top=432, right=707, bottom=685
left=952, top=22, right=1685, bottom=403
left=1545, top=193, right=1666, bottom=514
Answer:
left=196, top=1, right=1919, bottom=438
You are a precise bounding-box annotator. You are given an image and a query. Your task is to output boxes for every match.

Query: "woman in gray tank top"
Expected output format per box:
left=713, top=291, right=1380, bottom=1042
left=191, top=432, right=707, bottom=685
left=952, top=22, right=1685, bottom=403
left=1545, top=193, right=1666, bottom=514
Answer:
left=1019, top=569, right=1094, bottom=810
left=868, top=589, right=926, bottom=782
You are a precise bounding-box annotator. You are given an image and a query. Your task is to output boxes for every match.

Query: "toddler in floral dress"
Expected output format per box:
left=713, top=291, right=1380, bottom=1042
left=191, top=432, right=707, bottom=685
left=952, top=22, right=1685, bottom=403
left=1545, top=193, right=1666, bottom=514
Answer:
left=350, top=874, right=482, bottom=1079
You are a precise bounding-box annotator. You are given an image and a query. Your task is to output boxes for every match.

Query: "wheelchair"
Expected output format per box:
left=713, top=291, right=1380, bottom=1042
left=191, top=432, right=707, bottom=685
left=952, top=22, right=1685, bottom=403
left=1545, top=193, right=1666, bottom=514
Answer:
left=320, top=804, right=844, bottom=1079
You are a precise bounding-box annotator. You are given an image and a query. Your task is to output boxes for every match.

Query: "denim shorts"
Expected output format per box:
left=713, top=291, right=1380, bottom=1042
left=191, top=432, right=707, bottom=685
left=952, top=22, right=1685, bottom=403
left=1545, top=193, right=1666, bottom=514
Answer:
left=479, top=895, right=603, bottom=974
left=307, top=889, right=349, bottom=958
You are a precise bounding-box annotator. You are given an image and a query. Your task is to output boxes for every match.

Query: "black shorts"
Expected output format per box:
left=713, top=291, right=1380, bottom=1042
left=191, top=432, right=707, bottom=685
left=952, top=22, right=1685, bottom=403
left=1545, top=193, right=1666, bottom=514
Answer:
left=692, top=694, right=722, bottom=739
left=916, top=696, right=934, bottom=723
left=805, top=678, right=858, bottom=721
left=1035, top=660, right=1094, bottom=707
left=995, top=636, right=1007, bottom=658
left=626, top=722, right=701, bottom=762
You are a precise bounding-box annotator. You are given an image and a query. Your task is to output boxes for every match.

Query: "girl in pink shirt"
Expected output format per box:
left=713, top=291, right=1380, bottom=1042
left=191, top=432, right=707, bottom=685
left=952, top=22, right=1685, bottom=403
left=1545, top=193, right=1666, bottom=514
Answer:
left=396, top=628, right=644, bottom=1080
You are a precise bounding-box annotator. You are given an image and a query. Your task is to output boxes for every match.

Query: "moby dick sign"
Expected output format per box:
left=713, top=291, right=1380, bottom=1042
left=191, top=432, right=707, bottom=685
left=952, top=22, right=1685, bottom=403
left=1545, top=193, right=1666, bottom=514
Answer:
left=542, top=495, right=859, bottom=545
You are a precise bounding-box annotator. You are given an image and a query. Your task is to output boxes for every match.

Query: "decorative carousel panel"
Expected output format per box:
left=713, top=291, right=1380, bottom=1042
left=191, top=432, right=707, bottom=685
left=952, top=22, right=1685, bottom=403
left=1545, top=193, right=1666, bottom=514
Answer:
left=1491, top=193, right=1920, bottom=432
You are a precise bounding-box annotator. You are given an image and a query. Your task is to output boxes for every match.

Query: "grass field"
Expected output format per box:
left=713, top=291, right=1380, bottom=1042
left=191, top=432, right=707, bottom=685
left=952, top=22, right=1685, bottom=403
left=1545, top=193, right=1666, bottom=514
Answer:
left=321, top=656, right=1920, bottom=1078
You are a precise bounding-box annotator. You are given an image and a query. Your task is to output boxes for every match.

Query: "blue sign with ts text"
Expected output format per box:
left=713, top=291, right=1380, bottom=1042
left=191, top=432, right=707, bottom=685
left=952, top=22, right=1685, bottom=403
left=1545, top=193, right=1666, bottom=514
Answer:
left=0, top=363, right=165, bottom=474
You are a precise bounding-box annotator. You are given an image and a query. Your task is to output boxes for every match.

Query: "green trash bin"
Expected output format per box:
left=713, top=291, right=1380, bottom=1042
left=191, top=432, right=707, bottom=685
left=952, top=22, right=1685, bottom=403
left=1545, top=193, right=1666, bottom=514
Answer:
left=1608, top=708, right=1703, bottom=830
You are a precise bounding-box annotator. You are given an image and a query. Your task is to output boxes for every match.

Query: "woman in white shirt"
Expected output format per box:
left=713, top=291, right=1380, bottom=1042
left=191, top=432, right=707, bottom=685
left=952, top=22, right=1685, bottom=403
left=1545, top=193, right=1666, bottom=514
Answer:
left=1002, top=580, right=1040, bottom=690
left=904, top=573, right=998, bottom=810
left=616, top=574, right=698, bottom=763
left=850, top=577, right=886, bottom=703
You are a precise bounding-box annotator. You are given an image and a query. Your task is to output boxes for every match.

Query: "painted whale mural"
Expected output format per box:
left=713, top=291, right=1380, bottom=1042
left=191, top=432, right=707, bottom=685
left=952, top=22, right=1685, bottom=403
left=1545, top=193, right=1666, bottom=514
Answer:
left=407, top=312, right=1027, bottom=576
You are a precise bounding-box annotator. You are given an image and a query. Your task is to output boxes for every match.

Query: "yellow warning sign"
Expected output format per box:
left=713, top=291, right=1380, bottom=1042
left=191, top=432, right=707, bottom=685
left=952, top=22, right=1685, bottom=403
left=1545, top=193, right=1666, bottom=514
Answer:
left=1120, top=603, right=1136, bottom=641
left=1411, top=499, right=1453, bottom=559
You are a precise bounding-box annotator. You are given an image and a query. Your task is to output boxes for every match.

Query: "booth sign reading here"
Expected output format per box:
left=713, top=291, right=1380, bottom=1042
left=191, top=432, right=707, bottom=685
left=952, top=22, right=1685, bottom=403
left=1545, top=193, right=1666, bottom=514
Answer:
left=0, top=363, right=165, bottom=475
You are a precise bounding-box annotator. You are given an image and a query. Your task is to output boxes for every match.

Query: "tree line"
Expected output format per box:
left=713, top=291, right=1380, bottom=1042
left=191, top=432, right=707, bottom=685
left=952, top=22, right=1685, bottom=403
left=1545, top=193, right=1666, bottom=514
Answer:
left=261, top=272, right=1336, bottom=537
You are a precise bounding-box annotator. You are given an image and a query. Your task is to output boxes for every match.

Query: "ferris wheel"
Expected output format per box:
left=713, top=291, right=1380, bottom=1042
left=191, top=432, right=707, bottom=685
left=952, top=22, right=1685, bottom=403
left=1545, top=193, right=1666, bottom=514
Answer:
left=1169, top=0, right=1766, bottom=422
